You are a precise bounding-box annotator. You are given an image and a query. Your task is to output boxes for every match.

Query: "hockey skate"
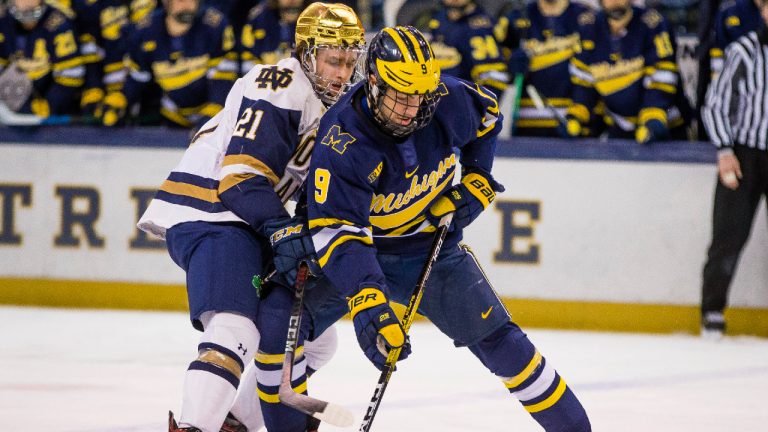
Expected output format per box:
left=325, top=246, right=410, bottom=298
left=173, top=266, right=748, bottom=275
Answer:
left=168, top=411, right=202, bottom=432
left=219, top=413, right=247, bottom=432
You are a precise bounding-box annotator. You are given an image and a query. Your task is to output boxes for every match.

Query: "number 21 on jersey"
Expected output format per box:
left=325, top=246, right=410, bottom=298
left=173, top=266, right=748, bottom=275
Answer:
left=233, top=107, right=265, bottom=140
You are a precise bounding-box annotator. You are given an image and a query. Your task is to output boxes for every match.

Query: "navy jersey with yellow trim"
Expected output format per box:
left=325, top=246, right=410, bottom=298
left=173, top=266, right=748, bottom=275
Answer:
left=0, top=3, right=84, bottom=114
left=307, top=75, right=502, bottom=296
left=567, top=7, right=679, bottom=132
left=71, top=0, right=157, bottom=92
left=122, top=7, right=237, bottom=127
left=240, top=3, right=295, bottom=75
left=710, top=0, right=761, bottom=74
left=427, top=8, right=508, bottom=96
left=497, top=1, right=589, bottom=135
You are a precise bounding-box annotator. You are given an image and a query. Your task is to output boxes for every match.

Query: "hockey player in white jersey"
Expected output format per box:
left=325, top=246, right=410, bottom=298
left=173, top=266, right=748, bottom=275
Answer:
left=136, top=3, right=366, bottom=431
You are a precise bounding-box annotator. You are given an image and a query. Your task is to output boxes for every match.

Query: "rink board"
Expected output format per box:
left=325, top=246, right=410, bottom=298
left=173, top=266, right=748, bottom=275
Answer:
left=0, top=130, right=766, bottom=335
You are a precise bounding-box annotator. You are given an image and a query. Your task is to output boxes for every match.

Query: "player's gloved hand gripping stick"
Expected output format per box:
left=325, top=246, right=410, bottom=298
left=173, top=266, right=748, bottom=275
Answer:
left=426, top=170, right=502, bottom=232
left=358, top=212, right=454, bottom=432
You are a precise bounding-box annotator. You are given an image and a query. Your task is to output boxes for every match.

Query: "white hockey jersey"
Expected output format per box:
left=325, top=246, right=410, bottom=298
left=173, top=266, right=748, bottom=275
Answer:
left=138, top=57, right=325, bottom=239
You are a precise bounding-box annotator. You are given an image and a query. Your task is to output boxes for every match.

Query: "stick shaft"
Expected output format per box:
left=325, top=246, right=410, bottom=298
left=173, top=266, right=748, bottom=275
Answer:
left=358, top=212, right=454, bottom=432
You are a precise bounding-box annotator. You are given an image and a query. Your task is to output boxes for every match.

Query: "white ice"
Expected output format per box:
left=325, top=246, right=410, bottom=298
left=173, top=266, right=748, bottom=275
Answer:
left=1, top=306, right=767, bottom=431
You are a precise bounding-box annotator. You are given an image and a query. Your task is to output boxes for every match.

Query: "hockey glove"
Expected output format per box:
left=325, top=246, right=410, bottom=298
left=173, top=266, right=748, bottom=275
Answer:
left=262, top=216, right=321, bottom=288
left=80, top=87, right=104, bottom=116
left=30, top=97, right=50, bottom=118
left=508, top=49, right=530, bottom=76
left=98, top=91, right=127, bottom=127
left=426, top=171, right=503, bottom=232
left=348, top=286, right=411, bottom=370
left=636, top=119, right=668, bottom=144
left=557, top=116, right=582, bottom=139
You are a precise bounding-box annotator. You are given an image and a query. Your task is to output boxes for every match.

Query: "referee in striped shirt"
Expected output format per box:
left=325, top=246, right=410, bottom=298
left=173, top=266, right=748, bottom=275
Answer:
left=700, top=6, right=768, bottom=339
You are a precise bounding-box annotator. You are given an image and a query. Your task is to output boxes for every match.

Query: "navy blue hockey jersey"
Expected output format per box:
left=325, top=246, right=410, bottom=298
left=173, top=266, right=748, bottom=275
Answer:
left=71, top=0, right=157, bottom=95
left=241, top=3, right=296, bottom=75
left=427, top=8, right=508, bottom=96
left=497, top=1, right=590, bottom=135
left=567, top=7, right=680, bottom=133
left=710, top=0, right=762, bottom=74
left=121, top=7, right=237, bottom=127
left=307, top=76, right=502, bottom=296
left=0, top=3, right=84, bottom=115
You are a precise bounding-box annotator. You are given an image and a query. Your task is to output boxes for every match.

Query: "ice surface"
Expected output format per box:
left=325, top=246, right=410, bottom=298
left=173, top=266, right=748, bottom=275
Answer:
left=1, top=307, right=766, bottom=431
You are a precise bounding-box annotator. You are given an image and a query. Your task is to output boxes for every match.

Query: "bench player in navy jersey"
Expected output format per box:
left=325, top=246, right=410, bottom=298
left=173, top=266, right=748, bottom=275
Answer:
left=565, top=0, right=686, bottom=142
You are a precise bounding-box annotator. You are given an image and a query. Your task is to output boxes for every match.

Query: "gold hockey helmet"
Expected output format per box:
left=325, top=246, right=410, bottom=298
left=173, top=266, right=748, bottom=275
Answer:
left=294, top=2, right=367, bottom=105
left=295, top=2, right=366, bottom=51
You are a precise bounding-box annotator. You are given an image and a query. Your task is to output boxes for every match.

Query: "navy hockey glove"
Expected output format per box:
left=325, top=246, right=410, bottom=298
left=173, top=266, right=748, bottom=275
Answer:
left=263, top=216, right=321, bottom=288
left=508, top=49, right=530, bottom=76
left=635, top=119, right=668, bottom=144
left=426, top=172, right=504, bottom=232
left=348, top=286, right=411, bottom=370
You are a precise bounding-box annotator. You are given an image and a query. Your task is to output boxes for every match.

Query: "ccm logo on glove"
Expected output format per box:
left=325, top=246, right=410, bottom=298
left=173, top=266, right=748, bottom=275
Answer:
left=269, top=224, right=304, bottom=243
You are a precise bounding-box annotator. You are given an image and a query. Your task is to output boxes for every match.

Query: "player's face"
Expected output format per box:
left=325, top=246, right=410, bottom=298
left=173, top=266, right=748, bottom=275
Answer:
left=11, top=0, right=41, bottom=10
left=762, top=3, right=768, bottom=25
left=278, top=0, right=304, bottom=9
left=379, top=87, right=423, bottom=127
left=314, top=47, right=360, bottom=98
left=602, top=0, right=630, bottom=14
left=278, top=0, right=304, bottom=21
left=10, top=0, right=44, bottom=26
left=167, top=0, right=198, bottom=16
left=442, top=0, right=471, bottom=7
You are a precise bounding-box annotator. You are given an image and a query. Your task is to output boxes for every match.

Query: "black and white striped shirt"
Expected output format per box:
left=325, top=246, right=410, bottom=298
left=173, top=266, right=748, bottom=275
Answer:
left=702, top=31, right=768, bottom=151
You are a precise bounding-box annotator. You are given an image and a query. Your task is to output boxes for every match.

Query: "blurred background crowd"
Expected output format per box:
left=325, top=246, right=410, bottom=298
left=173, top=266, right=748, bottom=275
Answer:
left=0, top=0, right=751, bottom=143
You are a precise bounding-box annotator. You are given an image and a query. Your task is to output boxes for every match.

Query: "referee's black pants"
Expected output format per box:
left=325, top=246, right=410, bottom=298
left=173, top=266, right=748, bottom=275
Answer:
left=702, top=146, right=768, bottom=315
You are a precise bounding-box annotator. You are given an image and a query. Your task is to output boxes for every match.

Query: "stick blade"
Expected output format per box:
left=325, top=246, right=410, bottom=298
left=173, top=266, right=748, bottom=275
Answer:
left=279, top=384, right=354, bottom=427
left=314, top=402, right=354, bottom=427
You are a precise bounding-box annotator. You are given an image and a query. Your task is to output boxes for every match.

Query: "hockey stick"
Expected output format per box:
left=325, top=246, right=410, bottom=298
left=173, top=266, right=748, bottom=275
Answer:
left=0, top=101, right=97, bottom=126
left=278, top=263, right=354, bottom=427
left=358, top=212, right=454, bottom=432
left=526, top=84, right=568, bottom=127
left=509, top=73, right=524, bottom=136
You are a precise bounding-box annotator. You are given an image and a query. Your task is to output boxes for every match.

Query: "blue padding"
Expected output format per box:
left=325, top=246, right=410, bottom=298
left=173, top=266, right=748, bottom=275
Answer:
left=0, top=126, right=190, bottom=147
left=0, top=126, right=717, bottom=163
left=495, top=137, right=717, bottom=164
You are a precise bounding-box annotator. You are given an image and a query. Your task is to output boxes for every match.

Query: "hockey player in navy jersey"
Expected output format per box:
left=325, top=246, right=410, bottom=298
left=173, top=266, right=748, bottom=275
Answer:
left=425, top=0, right=509, bottom=97
left=136, top=3, right=366, bottom=431
left=710, top=0, right=763, bottom=75
left=98, top=0, right=238, bottom=128
left=70, top=0, right=157, bottom=115
left=0, top=0, right=85, bottom=117
left=497, top=0, right=591, bottom=136
left=255, top=25, right=591, bottom=432
left=565, top=0, right=685, bottom=143
left=240, top=0, right=309, bottom=74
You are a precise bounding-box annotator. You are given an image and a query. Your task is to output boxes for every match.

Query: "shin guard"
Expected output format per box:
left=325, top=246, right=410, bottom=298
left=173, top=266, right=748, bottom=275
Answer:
left=469, top=322, right=591, bottom=432
left=180, top=312, right=259, bottom=432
